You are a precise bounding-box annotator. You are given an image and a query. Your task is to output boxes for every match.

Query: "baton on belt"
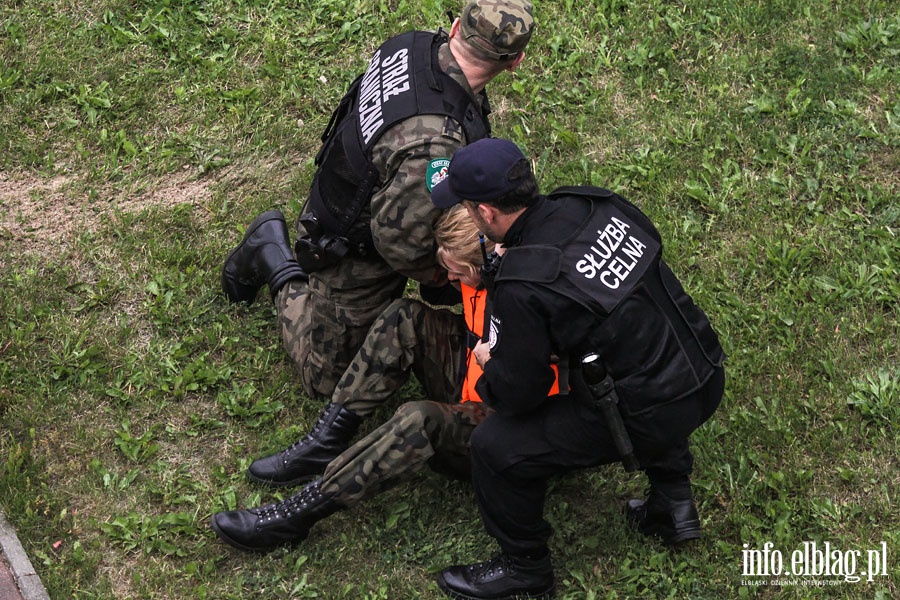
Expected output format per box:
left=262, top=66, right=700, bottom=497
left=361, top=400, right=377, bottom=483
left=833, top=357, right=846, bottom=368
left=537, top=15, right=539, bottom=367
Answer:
left=581, top=352, right=640, bottom=472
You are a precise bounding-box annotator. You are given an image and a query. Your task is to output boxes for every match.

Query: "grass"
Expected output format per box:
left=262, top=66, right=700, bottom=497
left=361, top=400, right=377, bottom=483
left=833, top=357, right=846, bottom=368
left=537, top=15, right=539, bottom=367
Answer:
left=1, top=0, right=898, bottom=598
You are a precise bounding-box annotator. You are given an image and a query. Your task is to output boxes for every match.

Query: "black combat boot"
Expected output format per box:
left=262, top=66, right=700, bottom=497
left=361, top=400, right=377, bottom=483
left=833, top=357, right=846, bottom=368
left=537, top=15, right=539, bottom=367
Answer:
left=247, top=402, right=363, bottom=487
left=221, top=210, right=307, bottom=304
left=437, top=551, right=556, bottom=600
left=626, top=487, right=702, bottom=545
left=210, top=480, right=339, bottom=552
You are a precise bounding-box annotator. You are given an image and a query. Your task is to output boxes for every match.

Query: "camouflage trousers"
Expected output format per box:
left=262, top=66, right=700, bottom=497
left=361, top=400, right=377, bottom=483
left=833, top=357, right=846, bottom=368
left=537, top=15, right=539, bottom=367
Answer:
left=331, top=296, right=469, bottom=417
left=320, top=400, right=490, bottom=507
left=278, top=275, right=468, bottom=416
left=276, top=253, right=408, bottom=400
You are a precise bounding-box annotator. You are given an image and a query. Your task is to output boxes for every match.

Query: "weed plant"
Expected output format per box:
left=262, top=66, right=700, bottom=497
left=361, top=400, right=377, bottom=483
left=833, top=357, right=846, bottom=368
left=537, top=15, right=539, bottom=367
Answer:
left=1, top=0, right=898, bottom=598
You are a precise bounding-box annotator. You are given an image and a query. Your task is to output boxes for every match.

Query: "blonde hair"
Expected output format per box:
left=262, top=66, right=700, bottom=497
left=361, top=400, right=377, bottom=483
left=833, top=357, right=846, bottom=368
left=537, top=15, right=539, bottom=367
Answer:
left=434, top=205, right=495, bottom=281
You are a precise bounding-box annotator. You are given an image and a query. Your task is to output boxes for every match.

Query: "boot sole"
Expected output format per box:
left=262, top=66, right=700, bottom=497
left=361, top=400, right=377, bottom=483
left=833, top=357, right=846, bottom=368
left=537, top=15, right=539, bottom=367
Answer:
left=634, top=521, right=702, bottom=546
left=663, top=527, right=702, bottom=545
left=436, top=576, right=555, bottom=600
left=221, top=210, right=287, bottom=303
left=625, top=499, right=702, bottom=545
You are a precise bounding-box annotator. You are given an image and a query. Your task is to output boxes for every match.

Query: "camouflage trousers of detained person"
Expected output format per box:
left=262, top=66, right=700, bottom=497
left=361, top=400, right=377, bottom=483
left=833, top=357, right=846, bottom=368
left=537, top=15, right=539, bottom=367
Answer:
left=276, top=261, right=468, bottom=416
left=320, top=400, right=490, bottom=507
left=330, top=295, right=470, bottom=417
left=277, top=275, right=487, bottom=507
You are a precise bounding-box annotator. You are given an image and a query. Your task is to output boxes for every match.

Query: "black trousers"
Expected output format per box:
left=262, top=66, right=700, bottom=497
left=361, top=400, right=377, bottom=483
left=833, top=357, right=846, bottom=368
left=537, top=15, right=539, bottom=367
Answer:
left=468, top=367, right=725, bottom=555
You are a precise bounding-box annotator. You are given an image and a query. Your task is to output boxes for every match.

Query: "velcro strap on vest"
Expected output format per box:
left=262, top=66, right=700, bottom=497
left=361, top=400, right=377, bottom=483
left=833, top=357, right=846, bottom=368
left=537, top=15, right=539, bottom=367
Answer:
left=495, top=245, right=562, bottom=284
left=548, top=185, right=616, bottom=201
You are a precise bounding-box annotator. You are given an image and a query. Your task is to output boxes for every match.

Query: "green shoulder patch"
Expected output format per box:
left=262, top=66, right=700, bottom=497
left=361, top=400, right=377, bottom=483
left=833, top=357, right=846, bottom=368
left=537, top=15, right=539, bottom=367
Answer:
left=426, top=158, right=451, bottom=192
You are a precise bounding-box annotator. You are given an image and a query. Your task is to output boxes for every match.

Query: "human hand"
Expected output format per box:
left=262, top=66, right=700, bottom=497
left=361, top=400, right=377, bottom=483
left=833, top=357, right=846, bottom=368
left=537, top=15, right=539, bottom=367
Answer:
left=473, top=340, right=491, bottom=368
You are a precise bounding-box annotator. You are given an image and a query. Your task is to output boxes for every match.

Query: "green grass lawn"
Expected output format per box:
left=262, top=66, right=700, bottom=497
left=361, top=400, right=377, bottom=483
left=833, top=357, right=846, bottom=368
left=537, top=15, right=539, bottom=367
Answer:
left=1, top=0, right=898, bottom=598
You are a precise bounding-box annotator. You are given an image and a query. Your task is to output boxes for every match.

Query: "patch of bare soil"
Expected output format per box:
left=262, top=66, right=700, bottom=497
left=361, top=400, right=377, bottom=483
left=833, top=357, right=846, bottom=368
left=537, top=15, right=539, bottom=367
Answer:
left=0, top=169, right=214, bottom=255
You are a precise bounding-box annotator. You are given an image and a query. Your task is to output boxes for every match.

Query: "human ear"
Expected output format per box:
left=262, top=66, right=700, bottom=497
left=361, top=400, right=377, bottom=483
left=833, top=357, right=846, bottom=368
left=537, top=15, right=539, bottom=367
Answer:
left=476, top=203, right=496, bottom=224
left=508, top=51, right=525, bottom=71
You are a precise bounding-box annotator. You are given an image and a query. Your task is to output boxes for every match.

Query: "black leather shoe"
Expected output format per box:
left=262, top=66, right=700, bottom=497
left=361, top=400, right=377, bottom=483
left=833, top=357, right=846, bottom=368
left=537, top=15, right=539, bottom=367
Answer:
left=222, top=210, right=307, bottom=304
left=247, top=402, right=363, bottom=487
left=210, top=480, right=338, bottom=552
left=626, top=488, right=701, bottom=545
left=437, top=553, right=555, bottom=600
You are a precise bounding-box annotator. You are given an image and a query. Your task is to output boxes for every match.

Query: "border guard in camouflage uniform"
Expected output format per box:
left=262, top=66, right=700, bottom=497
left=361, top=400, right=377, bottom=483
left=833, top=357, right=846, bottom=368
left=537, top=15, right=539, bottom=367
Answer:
left=220, top=0, right=535, bottom=487
left=212, top=206, right=562, bottom=555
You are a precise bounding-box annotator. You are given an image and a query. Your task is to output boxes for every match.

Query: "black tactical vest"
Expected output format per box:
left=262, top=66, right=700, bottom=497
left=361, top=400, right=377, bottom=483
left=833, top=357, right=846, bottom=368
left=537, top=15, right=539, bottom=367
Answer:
left=495, top=187, right=662, bottom=316
left=496, top=187, right=724, bottom=410
left=304, top=30, right=491, bottom=253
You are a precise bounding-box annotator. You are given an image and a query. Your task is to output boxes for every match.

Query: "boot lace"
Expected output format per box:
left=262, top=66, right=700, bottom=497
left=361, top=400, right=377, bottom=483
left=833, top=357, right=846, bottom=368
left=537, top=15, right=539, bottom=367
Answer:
left=256, top=482, right=322, bottom=522
left=467, top=554, right=509, bottom=581
left=256, top=496, right=300, bottom=523
left=281, top=412, right=331, bottom=458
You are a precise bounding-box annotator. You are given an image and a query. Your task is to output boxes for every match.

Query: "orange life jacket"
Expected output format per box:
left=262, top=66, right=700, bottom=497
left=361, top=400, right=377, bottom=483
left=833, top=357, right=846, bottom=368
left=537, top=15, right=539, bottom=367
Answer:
left=460, top=283, right=561, bottom=403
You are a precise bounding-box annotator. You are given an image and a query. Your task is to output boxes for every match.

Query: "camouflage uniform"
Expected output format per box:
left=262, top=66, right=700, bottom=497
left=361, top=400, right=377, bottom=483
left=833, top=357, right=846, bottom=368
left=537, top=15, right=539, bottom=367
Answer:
left=210, top=1, right=536, bottom=558
left=299, top=295, right=488, bottom=506
left=332, top=297, right=468, bottom=418
left=322, top=400, right=489, bottom=506
left=277, top=42, right=479, bottom=401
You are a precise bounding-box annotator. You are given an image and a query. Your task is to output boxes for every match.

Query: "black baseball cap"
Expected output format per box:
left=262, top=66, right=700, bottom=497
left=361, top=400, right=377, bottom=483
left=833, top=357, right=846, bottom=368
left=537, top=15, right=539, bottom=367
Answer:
left=431, top=138, right=530, bottom=208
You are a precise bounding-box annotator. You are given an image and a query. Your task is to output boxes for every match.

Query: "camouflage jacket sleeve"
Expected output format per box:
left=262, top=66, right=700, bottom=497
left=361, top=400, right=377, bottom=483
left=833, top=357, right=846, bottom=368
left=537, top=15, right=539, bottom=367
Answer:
left=369, top=113, right=466, bottom=284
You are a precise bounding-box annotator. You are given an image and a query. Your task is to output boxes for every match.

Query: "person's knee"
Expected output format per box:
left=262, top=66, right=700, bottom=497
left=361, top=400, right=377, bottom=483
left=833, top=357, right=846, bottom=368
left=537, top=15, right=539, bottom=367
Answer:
left=393, top=401, right=438, bottom=427
left=369, top=299, right=425, bottom=342
left=381, top=298, right=424, bottom=323
left=469, top=419, right=504, bottom=467
left=394, top=401, right=428, bottom=429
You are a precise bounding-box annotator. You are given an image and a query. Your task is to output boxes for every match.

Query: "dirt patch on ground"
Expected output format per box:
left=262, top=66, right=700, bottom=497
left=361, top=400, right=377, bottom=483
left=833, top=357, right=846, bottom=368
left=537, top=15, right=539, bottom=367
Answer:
left=0, top=168, right=214, bottom=255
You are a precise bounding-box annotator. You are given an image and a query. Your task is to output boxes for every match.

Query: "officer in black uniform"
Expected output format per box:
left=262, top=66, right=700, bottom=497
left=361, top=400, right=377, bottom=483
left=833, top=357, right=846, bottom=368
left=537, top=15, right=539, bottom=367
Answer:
left=429, top=138, right=726, bottom=600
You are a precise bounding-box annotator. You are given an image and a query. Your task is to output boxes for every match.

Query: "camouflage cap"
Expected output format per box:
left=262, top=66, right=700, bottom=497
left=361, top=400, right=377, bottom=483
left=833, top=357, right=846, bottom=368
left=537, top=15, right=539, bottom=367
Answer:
left=460, top=0, right=534, bottom=62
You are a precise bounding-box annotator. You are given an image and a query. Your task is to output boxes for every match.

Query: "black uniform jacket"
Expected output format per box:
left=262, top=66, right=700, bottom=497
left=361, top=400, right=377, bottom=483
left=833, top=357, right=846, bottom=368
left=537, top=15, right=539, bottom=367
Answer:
left=475, top=191, right=725, bottom=432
